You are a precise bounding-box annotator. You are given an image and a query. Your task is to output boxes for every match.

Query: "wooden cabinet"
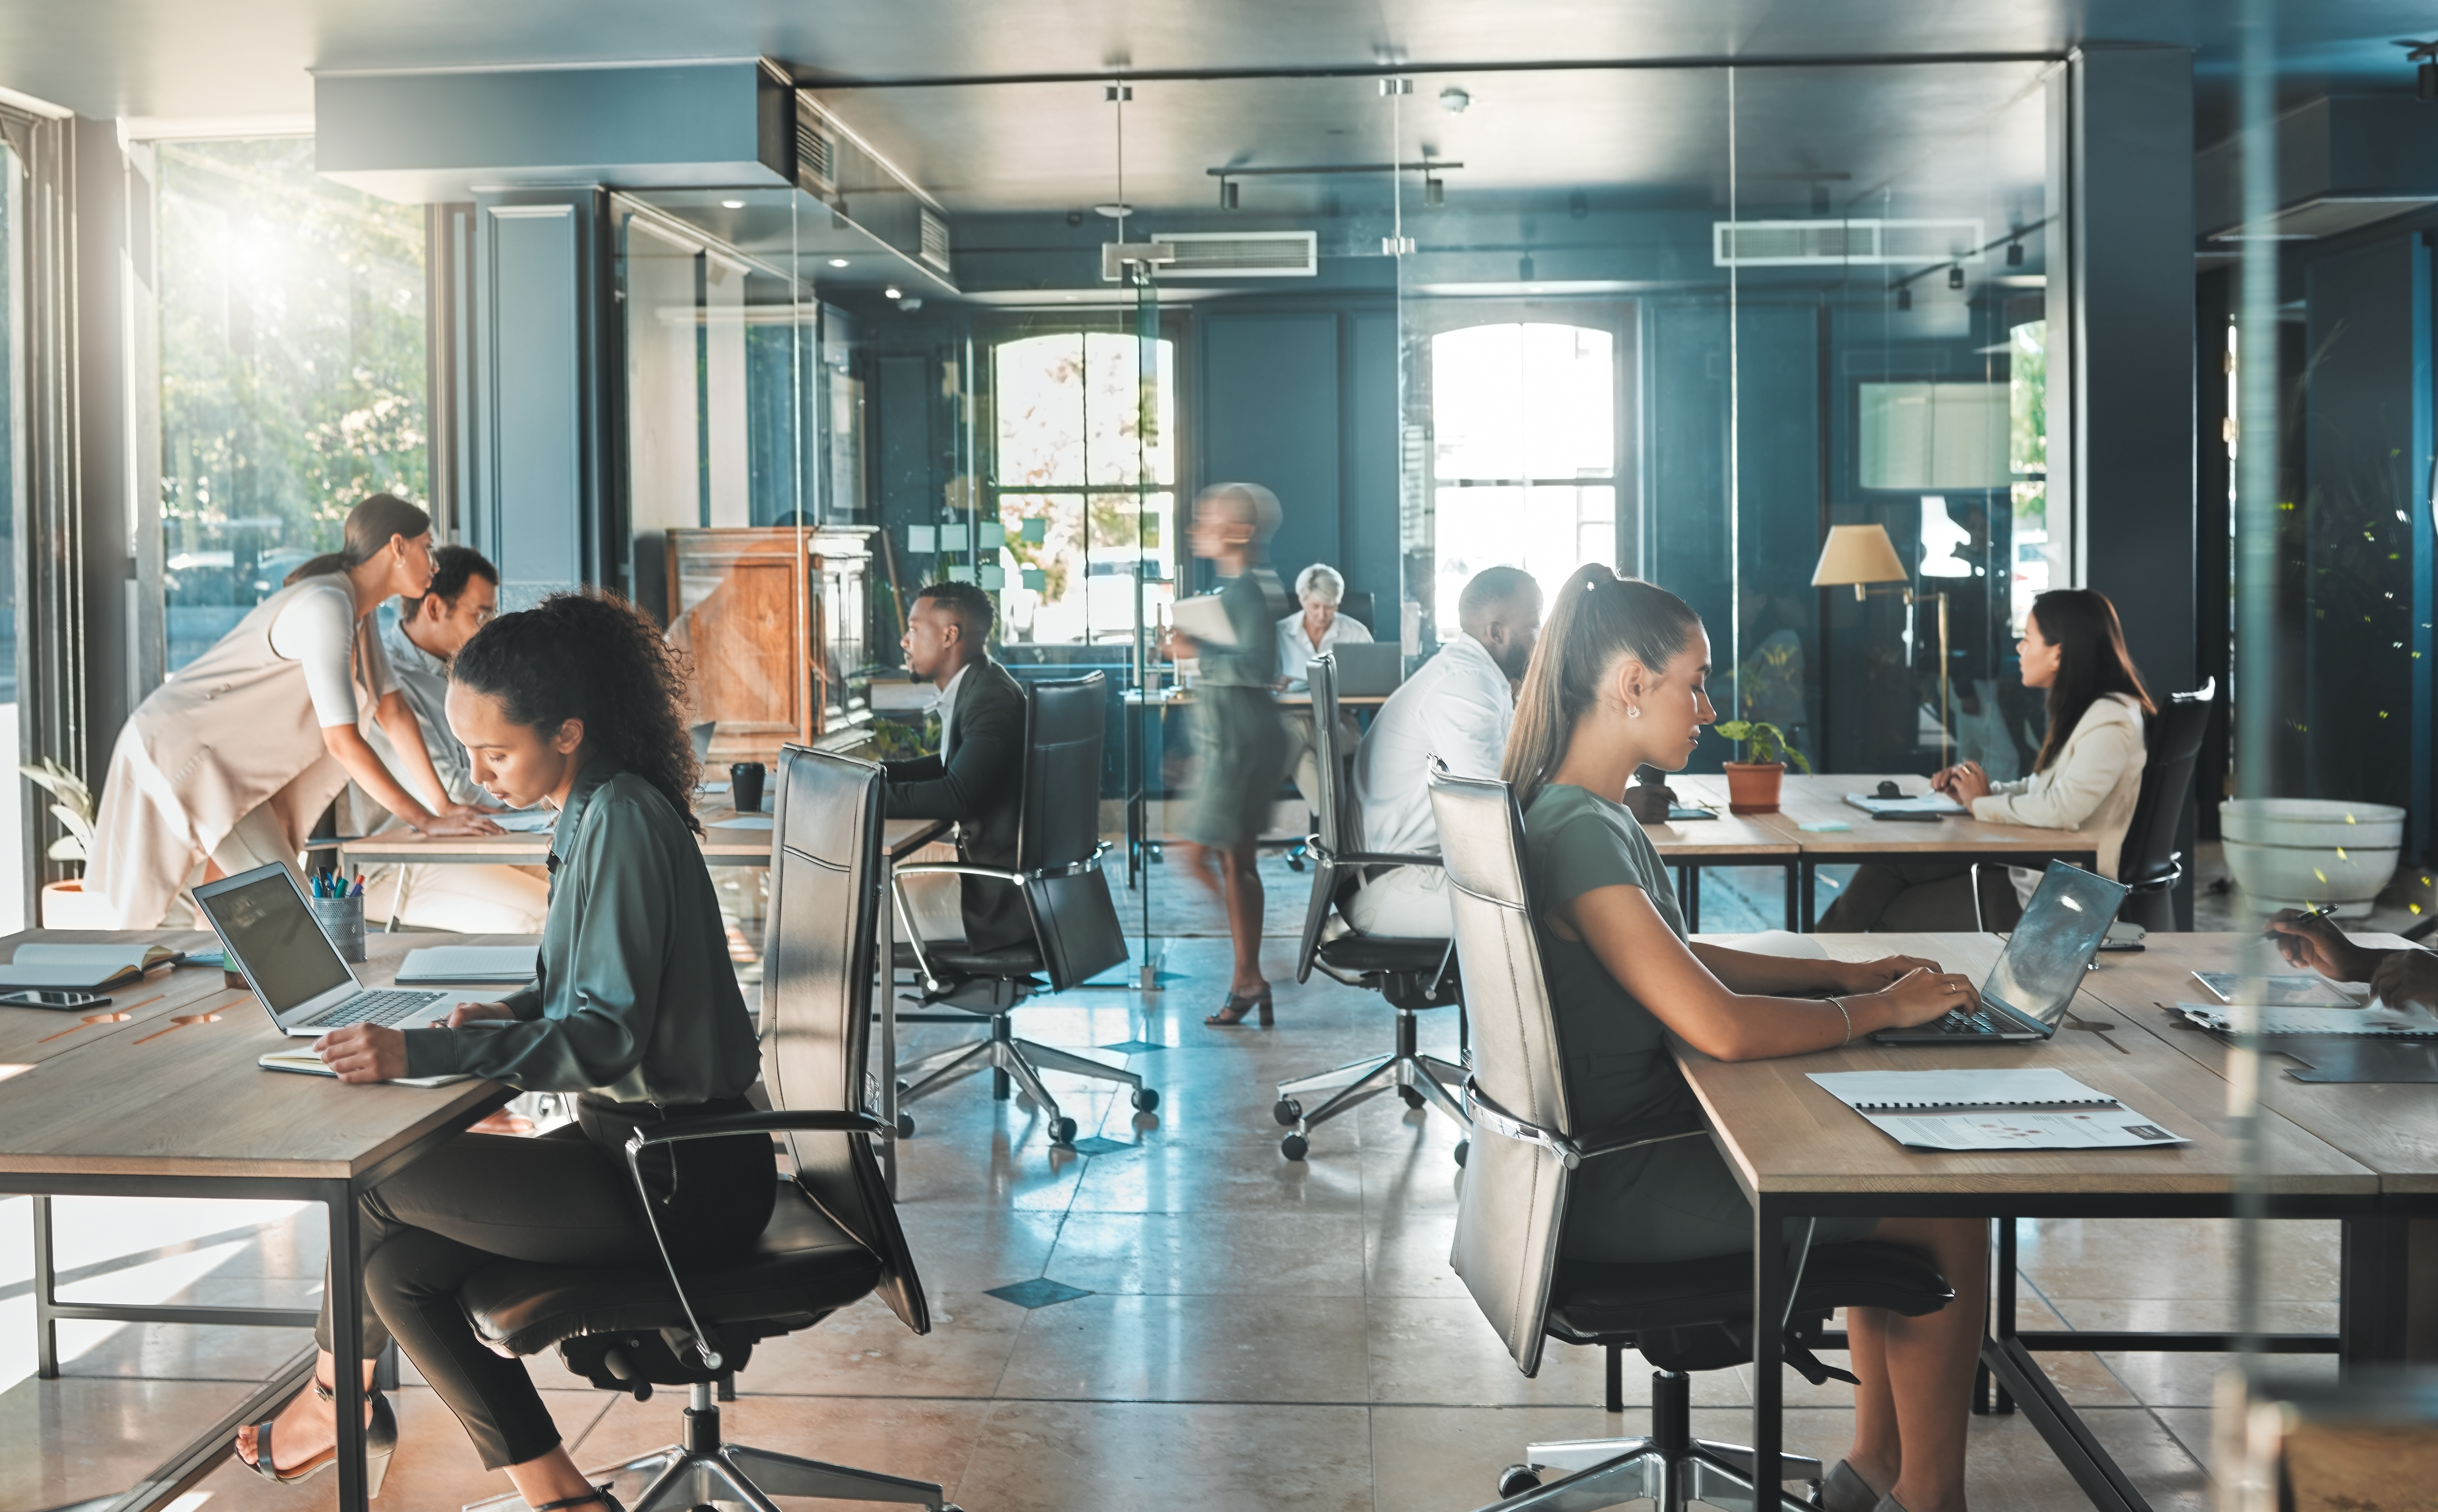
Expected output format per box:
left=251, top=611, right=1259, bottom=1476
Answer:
left=666, top=527, right=874, bottom=769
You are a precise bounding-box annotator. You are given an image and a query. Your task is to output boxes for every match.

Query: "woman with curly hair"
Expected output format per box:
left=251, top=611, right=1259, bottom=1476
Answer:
left=233, top=592, right=761, bottom=1512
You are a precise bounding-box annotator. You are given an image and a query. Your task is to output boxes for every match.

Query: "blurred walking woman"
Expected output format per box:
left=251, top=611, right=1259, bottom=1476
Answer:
left=1505, top=564, right=1989, bottom=1512
left=89, top=493, right=495, bottom=928
left=1174, top=483, right=1292, bottom=1026
left=234, top=593, right=764, bottom=1512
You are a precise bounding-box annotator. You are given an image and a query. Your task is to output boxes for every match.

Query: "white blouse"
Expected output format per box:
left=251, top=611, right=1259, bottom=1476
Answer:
left=1973, top=692, right=2148, bottom=900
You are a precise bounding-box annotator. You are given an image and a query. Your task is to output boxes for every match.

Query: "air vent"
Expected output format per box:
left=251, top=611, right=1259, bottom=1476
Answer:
left=795, top=120, right=836, bottom=194
left=1101, top=230, right=1318, bottom=281
left=919, top=208, right=951, bottom=272
left=1713, top=219, right=1986, bottom=267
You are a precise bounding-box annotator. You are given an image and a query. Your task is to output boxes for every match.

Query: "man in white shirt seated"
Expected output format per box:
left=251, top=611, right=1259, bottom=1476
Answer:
left=1276, top=563, right=1375, bottom=811
left=1343, top=565, right=1543, bottom=936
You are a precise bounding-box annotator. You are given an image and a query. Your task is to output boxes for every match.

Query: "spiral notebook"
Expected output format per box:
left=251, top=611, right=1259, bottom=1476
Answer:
left=1807, top=1069, right=2188, bottom=1152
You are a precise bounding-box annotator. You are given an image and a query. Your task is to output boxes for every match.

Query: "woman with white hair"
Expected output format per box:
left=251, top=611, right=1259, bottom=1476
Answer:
left=1274, top=562, right=1373, bottom=693
left=1274, top=562, right=1374, bottom=815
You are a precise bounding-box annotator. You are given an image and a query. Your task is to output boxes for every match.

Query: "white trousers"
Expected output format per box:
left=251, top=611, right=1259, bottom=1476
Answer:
left=362, top=861, right=551, bottom=934
left=1343, top=863, right=1454, bottom=938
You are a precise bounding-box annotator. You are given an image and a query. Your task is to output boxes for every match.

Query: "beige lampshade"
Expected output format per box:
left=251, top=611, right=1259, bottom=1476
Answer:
left=1810, top=524, right=1909, bottom=587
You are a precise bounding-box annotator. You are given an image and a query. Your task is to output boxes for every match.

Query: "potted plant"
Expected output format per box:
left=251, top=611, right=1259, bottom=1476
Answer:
left=22, top=760, right=113, bottom=929
left=1712, top=720, right=1810, bottom=814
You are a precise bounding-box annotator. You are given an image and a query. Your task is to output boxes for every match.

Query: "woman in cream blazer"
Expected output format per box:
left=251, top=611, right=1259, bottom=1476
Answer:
left=1820, top=588, right=2155, bottom=931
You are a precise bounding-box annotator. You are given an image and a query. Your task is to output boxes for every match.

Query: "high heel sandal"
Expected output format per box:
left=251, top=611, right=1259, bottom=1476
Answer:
left=236, top=1376, right=398, bottom=1495
left=534, top=1486, right=626, bottom=1512
left=1204, top=987, right=1273, bottom=1026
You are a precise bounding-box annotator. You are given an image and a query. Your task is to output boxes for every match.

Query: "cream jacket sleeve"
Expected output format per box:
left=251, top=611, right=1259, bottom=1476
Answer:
left=1972, top=694, right=2146, bottom=831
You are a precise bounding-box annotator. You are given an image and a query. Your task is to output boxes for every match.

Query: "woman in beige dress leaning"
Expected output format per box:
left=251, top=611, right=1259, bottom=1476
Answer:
left=88, top=493, right=499, bottom=928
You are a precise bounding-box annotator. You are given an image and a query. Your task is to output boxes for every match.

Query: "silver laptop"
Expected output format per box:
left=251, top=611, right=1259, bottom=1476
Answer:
left=1871, top=861, right=2130, bottom=1044
left=690, top=720, right=718, bottom=765
left=1331, top=643, right=1405, bottom=697
left=194, top=864, right=478, bottom=1037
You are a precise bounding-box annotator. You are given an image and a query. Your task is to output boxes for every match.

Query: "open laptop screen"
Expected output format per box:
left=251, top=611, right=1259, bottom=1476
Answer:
left=1980, top=862, right=2128, bottom=1029
left=200, top=870, right=353, bottom=1014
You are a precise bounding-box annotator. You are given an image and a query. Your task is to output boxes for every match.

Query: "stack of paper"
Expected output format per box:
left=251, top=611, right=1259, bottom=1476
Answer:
left=1807, top=1068, right=2189, bottom=1152
left=1843, top=791, right=1967, bottom=818
left=2172, top=1002, right=2438, bottom=1037
left=396, top=946, right=538, bottom=984
left=259, top=1050, right=469, bottom=1089
left=2188, top=972, right=2361, bottom=1008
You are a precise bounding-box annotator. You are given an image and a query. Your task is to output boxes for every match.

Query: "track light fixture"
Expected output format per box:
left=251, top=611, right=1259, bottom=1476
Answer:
left=1424, top=175, right=1444, bottom=208
left=1220, top=178, right=1239, bottom=210
left=1897, top=286, right=1912, bottom=311
left=1811, top=182, right=1831, bottom=215
left=2006, top=239, right=2024, bottom=267
left=1947, top=264, right=1965, bottom=290
left=2403, top=40, right=2438, bottom=101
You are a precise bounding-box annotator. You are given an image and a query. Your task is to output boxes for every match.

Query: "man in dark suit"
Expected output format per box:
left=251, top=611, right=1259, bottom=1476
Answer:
left=883, top=581, right=1031, bottom=951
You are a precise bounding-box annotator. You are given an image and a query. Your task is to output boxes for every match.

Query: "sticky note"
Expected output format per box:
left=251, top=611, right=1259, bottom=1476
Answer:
left=1798, top=820, right=1852, bottom=833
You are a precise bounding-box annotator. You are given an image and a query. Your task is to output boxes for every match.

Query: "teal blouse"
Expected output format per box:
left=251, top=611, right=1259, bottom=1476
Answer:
left=400, top=761, right=760, bottom=1104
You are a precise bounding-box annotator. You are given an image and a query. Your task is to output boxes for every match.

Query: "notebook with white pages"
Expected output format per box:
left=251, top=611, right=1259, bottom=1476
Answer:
left=1806, top=1069, right=2190, bottom=1152
left=1169, top=594, right=1240, bottom=649
left=395, top=946, right=540, bottom=984
left=0, top=942, right=189, bottom=991
left=258, top=1049, right=469, bottom=1088
left=2188, top=972, right=2362, bottom=1008
left=2171, top=1002, right=2438, bottom=1037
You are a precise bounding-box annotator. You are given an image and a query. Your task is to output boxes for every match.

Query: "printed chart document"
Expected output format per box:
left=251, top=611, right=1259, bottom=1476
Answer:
left=1807, top=1068, right=2189, bottom=1152
left=1169, top=594, right=1240, bottom=649
left=2189, top=972, right=2361, bottom=1008
left=0, top=943, right=188, bottom=990
left=396, top=946, right=539, bottom=984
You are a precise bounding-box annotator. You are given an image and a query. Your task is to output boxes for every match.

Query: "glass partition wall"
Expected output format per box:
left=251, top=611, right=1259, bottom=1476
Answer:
left=627, top=62, right=2060, bottom=957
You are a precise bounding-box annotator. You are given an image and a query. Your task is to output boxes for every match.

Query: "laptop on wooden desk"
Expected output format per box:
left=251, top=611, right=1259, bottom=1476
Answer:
left=1871, top=861, right=2129, bottom=1044
left=195, top=864, right=478, bottom=1037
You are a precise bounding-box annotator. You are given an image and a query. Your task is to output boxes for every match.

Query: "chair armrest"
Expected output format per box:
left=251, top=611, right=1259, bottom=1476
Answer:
left=625, top=1109, right=891, bottom=1149
left=894, top=861, right=1027, bottom=886
left=1462, top=1078, right=1707, bottom=1170
left=1336, top=851, right=1445, bottom=869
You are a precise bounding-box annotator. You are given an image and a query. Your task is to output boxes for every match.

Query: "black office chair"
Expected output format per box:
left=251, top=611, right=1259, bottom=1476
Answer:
left=891, top=673, right=1153, bottom=1147
left=1971, top=678, right=2218, bottom=933
left=1426, top=762, right=1955, bottom=1509
left=456, top=747, right=959, bottom=1511
left=1272, top=653, right=1468, bottom=1163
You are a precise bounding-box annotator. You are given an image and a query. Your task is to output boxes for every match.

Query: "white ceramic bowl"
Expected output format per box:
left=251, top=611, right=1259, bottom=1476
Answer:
left=2220, top=835, right=2400, bottom=910
left=2219, top=798, right=2407, bottom=851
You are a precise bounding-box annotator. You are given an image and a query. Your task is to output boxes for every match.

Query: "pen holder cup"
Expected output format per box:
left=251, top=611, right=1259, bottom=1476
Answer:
left=309, top=894, right=368, bottom=964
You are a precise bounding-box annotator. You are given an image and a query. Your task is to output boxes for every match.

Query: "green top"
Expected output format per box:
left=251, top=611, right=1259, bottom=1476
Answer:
left=1521, top=782, right=1697, bottom=1147
left=1193, top=566, right=1287, bottom=688
left=402, top=761, right=761, bottom=1104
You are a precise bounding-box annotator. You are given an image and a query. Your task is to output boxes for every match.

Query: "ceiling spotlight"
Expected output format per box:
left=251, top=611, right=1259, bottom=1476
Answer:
left=2005, top=240, right=2024, bottom=267
left=1424, top=175, right=1445, bottom=208
left=1093, top=203, right=1133, bottom=219
left=1105, top=83, right=1132, bottom=102
left=1220, top=178, right=1239, bottom=210
left=720, top=199, right=746, bottom=210
left=1810, top=181, right=1831, bottom=215
left=1379, top=77, right=1413, bottom=96
left=2404, top=40, right=2438, bottom=100
left=1947, top=264, right=1965, bottom=290
left=1439, top=86, right=1471, bottom=113
left=1896, top=286, right=1913, bottom=311
left=829, top=258, right=850, bottom=268
left=884, top=286, right=903, bottom=300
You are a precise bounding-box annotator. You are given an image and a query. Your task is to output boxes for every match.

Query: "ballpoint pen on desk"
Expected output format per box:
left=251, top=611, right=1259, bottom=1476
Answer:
left=2266, top=903, right=2339, bottom=935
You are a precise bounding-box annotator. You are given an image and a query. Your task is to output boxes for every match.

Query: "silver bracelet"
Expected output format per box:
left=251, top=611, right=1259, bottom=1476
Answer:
left=1830, top=996, right=1853, bottom=1047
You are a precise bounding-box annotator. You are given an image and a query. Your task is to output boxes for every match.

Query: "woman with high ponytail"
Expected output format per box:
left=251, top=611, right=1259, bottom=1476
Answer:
left=1509, top=563, right=1991, bottom=1512
left=89, top=492, right=498, bottom=929
left=236, top=591, right=760, bottom=1512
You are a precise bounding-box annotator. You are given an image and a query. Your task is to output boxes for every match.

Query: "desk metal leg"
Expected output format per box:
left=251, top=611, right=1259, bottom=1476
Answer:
left=2339, top=1215, right=2410, bottom=1373
left=1684, top=865, right=1702, bottom=933
left=1799, top=861, right=1818, bottom=931
left=878, top=851, right=900, bottom=1200
left=32, top=1193, right=58, bottom=1378
left=324, top=1179, right=370, bottom=1511
left=1981, top=1218, right=2017, bottom=1414
left=1751, top=1197, right=1787, bottom=1512
left=1783, top=862, right=1800, bottom=933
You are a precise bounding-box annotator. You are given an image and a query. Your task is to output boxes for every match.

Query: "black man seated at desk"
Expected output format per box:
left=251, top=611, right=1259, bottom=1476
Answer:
left=882, top=580, right=1030, bottom=952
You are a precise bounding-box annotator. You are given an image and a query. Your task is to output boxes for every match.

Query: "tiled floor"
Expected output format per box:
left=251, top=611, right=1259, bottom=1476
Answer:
left=5, top=931, right=2331, bottom=1511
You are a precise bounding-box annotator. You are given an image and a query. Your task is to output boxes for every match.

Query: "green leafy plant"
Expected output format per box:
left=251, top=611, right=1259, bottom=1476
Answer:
left=21, top=760, right=96, bottom=868
left=1712, top=720, right=1811, bottom=773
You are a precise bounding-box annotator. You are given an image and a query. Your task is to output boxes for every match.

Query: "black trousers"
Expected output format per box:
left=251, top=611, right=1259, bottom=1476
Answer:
left=1816, top=859, right=2026, bottom=933
left=313, top=1103, right=774, bottom=1470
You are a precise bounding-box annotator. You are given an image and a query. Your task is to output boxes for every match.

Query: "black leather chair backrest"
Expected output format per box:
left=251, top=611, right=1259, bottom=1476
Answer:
left=763, top=746, right=930, bottom=1335
left=1339, top=590, right=1375, bottom=634
left=1428, top=763, right=1574, bottom=1376
left=1307, top=652, right=1359, bottom=859
left=2118, top=678, right=2216, bottom=888
left=1016, top=673, right=1107, bottom=873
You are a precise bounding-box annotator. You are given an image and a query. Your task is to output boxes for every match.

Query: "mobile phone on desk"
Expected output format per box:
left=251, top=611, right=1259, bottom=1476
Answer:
left=0, top=989, right=112, bottom=1010
left=1871, top=812, right=1946, bottom=823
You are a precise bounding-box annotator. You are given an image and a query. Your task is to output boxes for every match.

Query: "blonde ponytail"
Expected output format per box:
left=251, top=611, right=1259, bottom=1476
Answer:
left=1500, top=564, right=1702, bottom=811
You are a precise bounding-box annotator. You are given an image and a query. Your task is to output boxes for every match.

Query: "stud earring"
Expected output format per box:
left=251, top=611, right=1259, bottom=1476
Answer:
left=1626, top=705, right=1641, bottom=719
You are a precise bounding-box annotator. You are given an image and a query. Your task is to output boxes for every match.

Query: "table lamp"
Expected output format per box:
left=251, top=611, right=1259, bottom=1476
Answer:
left=1810, top=523, right=1952, bottom=770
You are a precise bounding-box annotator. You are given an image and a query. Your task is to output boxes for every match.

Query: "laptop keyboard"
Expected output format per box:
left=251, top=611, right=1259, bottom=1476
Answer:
left=1933, top=1008, right=2004, bottom=1036
left=301, top=989, right=447, bottom=1029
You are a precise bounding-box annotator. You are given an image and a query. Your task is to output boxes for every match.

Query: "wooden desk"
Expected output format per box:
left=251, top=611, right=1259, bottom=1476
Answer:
left=1674, top=774, right=2105, bottom=928
left=342, top=812, right=944, bottom=871
left=1639, top=807, right=1802, bottom=931
left=0, top=929, right=224, bottom=1068
left=0, top=929, right=520, bottom=1511
left=1683, top=929, right=2384, bottom=1512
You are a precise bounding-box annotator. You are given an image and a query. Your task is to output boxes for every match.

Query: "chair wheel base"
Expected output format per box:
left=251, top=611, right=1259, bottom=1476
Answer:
left=1398, top=1085, right=1426, bottom=1110
left=895, top=1113, right=915, bottom=1139
left=1497, top=1464, right=1543, bottom=1497
left=1281, top=1132, right=1309, bottom=1161
left=1454, top=1140, right=1469, bottom=1168
left=1273, top=1098, right=1301, bottom=1127
left=1049, top=1116, right=1078, bottom=1146
left=1132, top=1087, right=1159, bottom=1112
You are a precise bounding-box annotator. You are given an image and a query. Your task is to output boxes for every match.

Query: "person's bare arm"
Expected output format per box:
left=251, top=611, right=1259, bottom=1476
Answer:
left=1688, top=942, right=1941, bottom=998
left=319, top=717, right=499, bottom=837
left=370, top=690, right=462, bottom=815
left=1558, top=885, right=1975, bottom=1061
